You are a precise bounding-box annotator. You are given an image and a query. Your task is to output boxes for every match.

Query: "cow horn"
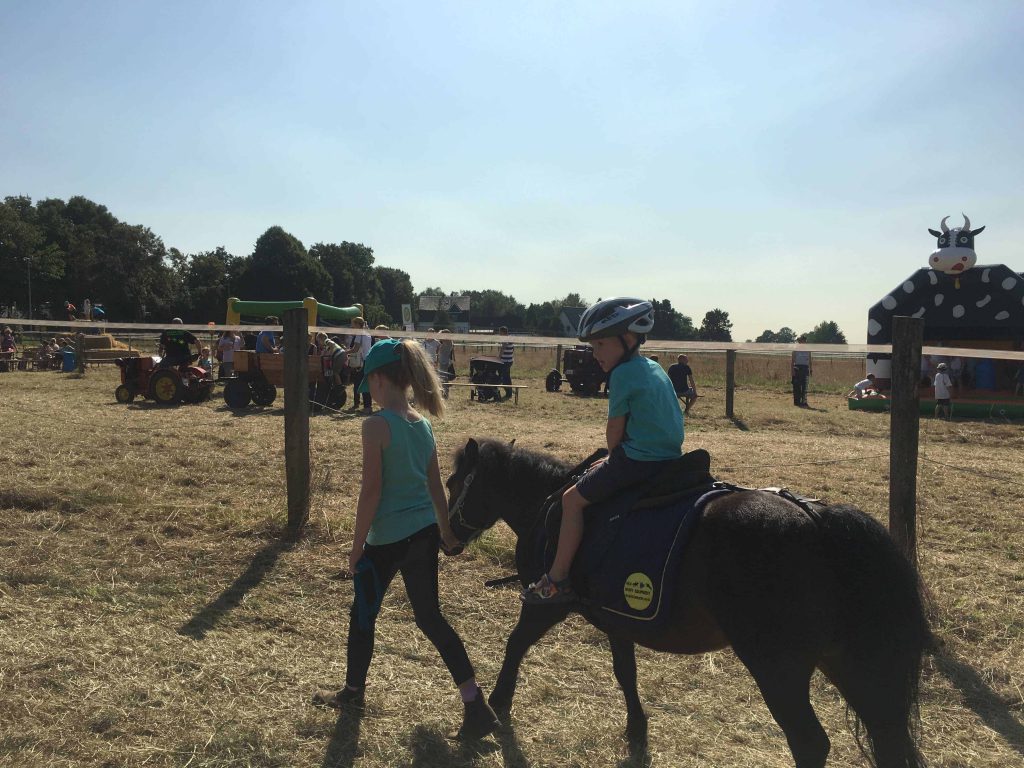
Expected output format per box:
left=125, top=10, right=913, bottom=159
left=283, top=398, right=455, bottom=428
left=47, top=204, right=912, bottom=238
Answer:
left=940, top=216, right=949, bottom=234
left=961, top=212, right=971, bottom=230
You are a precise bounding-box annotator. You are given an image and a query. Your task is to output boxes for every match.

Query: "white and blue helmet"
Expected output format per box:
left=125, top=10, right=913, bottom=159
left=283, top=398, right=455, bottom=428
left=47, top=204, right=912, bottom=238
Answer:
left=578, top=297, right=654, bottom=342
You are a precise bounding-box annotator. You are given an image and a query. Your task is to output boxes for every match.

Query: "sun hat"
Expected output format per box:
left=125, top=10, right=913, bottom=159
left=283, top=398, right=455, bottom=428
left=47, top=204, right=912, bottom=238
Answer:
left=357, top=339, right=403, bottom=394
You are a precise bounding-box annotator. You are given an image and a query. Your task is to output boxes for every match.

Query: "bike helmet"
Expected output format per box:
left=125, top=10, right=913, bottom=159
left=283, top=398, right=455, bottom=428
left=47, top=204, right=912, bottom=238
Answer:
left=577, top=297, right=655, bottom=342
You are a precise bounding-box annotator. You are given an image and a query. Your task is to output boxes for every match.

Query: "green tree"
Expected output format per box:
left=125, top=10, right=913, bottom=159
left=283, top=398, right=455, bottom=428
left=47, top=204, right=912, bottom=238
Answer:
left=237, top=226, right=332, bottom=302
left=311, top=241, right=382, bottom=308
left=754, top=329, right=777, bottom=343
left=177, top=247, right=242, bottom=323
left=376, top=266, right=415, bottom=325
left=698, top=308, right=733, bottom=342
left=650, top=298, right=698, bottom=340
left=804, top=320, right=847, bottom=344
left=754, top=326, right=796, bottom=343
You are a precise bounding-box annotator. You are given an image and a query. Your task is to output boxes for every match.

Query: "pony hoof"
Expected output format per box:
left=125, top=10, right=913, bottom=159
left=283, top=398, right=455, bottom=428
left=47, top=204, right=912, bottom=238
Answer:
left=488, top=693, right=513, bottom=716
left=626, top=715, right=648, bottom=747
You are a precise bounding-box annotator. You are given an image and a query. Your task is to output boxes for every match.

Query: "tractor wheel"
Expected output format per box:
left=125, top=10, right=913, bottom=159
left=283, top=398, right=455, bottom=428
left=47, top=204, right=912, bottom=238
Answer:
left=251, top=381, right=277, bottom=407
left=545, top=370, right=562, bottom=392
left=224, top=377, right=252, bottom=409
left=149, top=369, right=184, bottom=405
left=326, top=384, right=347, bottom=411
left=115, top=384, right=135, bottom=404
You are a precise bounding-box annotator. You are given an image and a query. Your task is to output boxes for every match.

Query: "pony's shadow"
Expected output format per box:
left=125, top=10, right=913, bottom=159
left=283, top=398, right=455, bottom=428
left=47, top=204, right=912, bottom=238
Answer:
left=934, top=649, right=1024, bottom=757
left=405, top=724, right=503, bottom=767
left=321, top=710, right=362, bottom=768
left=177, top=537, right=294, bottom=640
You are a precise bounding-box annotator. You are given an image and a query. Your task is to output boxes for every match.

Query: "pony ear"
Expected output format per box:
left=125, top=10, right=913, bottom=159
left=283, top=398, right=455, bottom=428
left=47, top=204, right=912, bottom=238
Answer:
left=465, top=438, right=479, bottom=465
left=509, top=438, right=516, bottom=448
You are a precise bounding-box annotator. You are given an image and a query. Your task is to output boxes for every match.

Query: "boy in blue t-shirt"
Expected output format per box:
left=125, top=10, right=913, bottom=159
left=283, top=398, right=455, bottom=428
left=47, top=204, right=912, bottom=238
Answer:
left=523, top=298, right=684, bottom=604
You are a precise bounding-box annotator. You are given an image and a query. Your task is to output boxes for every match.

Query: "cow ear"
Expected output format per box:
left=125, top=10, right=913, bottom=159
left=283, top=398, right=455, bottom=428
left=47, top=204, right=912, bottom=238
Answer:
left=971, top=226, right=986, bottom=236
left=928, top=229, right=942, bottom=238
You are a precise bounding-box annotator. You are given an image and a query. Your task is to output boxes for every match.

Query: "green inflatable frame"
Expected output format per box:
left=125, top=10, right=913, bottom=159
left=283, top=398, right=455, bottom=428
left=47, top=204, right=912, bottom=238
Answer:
left=225, top=297, right=363, bottom=327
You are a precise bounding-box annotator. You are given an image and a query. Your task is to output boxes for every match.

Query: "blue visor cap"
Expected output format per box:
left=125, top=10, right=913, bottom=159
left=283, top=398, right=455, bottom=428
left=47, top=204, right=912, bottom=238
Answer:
left=357, top=338, right=403, bottom=394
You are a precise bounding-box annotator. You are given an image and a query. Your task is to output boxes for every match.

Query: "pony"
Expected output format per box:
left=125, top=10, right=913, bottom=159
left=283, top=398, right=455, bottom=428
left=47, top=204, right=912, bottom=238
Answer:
left=445, top=438, right=932, bottom=768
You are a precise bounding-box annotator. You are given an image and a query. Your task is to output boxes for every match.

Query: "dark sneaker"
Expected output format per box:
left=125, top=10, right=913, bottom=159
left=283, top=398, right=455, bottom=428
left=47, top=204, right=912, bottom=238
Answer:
left=312, top=686, right=365, bottom=710
left=520, top=573, right=576, bottom=605
left=457, top=687, right=501, bottom=740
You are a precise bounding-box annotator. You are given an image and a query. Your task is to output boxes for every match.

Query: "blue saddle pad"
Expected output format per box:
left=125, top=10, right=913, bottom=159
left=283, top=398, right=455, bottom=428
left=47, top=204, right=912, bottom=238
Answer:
left=572, top=487, right=729, bottom=631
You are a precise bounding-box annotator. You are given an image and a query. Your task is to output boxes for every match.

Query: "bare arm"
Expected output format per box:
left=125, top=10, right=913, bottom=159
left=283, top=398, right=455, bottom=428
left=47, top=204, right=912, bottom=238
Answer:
left=606, top=415, right=627, bottom=453
left=426, top=448, right=461, bottom=553
left=349, top=415, right=388, bottom=573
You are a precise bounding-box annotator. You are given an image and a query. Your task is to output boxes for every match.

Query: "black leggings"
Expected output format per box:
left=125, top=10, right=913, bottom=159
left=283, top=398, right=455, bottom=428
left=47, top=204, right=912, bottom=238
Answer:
left=345, top=524, right=474, bottom=689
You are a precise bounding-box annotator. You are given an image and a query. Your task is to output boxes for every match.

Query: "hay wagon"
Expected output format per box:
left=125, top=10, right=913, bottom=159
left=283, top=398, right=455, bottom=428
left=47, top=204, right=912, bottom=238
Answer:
left=224, top=351, right=347, bottom=410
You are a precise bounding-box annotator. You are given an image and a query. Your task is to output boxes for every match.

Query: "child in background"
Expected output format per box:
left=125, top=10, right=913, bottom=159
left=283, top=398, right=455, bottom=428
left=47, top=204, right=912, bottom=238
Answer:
left=523, top=298, right=684, bottom=604
left=198, top=347, right=214, bottom=378
left=933, top=362, right=953, bottom=419
left=313, top=338, right=501, bottom=740
left=848, top=373, right=877, bottom=399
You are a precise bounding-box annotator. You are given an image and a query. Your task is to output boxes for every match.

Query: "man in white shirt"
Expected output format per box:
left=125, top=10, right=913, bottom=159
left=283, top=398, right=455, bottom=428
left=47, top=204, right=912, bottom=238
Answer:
left=933, top=362, right=953, bottom=419
left=848, top=374, right=876, bottom=399
left=346, top=317, right=374, bottom=413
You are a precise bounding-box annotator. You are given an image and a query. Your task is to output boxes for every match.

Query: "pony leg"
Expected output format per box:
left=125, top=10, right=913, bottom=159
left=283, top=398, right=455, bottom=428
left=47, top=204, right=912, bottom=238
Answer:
left=489, top=605, right=569, bottom=714
left=737, top=653, right=830, bottom=768
left=608, top=636, right=647, bottom=747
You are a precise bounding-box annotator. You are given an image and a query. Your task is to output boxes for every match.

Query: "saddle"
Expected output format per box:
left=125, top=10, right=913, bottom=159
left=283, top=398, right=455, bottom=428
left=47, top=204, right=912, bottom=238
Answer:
left=538, top=449, right=824, bottom=631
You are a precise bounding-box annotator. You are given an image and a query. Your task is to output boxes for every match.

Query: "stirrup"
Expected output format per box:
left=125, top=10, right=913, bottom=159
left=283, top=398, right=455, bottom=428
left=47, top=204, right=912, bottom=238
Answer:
left=521, top=573, right=576, bottom=605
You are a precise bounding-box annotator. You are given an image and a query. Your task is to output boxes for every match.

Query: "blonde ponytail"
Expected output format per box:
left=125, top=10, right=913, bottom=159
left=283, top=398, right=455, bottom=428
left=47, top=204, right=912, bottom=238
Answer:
left=399, top=340, right=446, bottom=417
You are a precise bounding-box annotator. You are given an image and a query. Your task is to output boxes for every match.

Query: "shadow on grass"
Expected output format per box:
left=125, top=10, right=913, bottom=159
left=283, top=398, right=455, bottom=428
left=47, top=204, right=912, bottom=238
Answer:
left=178, top=537, right=294, bottom=640
left=729, top=417, right=749, bottom=432
left=321, top=709, right=363, bottom=768
left=224, top=406, right=286, bottom=418
left=934, top=649, right=1024, bottom=757
left=405, top=724, right=500, bottom=767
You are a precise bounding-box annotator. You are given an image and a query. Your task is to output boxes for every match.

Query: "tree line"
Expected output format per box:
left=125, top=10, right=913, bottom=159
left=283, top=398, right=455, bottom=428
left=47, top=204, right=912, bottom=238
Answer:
left=0, top=195, right=847, bottom=342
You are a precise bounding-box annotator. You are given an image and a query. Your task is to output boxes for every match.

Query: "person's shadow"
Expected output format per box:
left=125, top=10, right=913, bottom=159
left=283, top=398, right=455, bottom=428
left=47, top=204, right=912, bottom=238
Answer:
left=178, top=537, right=294, bottom=640
left=321, top=710, right=363, bottom=768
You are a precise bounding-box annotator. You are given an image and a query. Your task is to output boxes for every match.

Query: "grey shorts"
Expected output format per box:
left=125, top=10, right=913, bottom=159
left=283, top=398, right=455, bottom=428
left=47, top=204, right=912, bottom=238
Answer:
left=576, top=445, right=667, bottom=504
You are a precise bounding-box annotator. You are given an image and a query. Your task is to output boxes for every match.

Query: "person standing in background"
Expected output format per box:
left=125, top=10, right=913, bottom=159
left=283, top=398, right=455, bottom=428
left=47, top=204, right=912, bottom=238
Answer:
left=667, top=354, right=698, bottom=413
left=217, top=330, right=241, bottom=378
left=791, top=335, right=811, bottom=407
left=933, top=362, right=953, bottom=419
left=346, top=317, right=373, bottom=414
left=497, top=326, right=514, bottom=400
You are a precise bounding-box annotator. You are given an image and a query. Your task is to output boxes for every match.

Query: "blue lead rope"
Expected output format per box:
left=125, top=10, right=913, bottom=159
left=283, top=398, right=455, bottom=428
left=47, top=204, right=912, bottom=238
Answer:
left=353, top=557, right=383, bottom=632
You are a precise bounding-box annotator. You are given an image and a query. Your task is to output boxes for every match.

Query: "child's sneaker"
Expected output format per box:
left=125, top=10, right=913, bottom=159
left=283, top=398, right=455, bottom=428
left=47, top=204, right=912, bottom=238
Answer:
left=312, top=686, right=365, bottom=710
left=521, top=573, right=576, bottom=605
left=457, top=686, right=501, bottom=740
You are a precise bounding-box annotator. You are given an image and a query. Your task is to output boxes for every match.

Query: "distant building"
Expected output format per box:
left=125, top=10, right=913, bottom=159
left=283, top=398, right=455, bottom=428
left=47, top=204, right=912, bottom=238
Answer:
left=417, top=295, right=471, bottom=333
left=558, top=306, right=586, bottom=337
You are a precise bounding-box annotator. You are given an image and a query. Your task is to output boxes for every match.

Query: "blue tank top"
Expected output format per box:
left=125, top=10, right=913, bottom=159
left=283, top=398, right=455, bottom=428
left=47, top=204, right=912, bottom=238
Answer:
left=367, top=410, right=438, bottom=545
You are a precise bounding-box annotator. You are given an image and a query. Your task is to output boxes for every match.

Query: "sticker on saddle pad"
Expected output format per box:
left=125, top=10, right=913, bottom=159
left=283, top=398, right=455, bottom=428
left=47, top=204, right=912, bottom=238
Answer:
left=623, top=572, right=654, bottom=610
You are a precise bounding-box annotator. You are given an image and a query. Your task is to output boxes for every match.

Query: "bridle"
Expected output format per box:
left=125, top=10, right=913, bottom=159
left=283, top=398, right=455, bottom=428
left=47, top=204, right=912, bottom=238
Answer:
left=448, top=468, right=485, bottom=539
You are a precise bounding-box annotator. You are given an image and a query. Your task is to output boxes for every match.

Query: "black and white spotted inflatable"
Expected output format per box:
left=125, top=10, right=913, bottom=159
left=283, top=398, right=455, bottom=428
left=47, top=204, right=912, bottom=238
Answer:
left=867, top=215, right=1024, bottom=380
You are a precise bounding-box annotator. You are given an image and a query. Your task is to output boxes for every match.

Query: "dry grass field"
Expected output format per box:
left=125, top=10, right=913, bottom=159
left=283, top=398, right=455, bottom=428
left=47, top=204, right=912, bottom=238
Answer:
left=1, top=363, right=1022, bottom=767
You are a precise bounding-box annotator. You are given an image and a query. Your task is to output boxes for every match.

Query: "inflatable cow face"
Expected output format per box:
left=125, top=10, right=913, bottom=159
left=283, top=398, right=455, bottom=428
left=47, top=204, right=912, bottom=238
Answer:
left=927, top=213, right=985, bottom=274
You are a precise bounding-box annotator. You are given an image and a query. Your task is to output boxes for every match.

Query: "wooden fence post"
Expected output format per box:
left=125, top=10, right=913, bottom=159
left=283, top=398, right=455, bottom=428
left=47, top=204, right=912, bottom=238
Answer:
left=725, top=349, right=736, bottom=418
left=282, top=309, right=310, bottom=533
left=889, top=316, right=923, bottom=564
left=75, top=333, right=85, bottom=374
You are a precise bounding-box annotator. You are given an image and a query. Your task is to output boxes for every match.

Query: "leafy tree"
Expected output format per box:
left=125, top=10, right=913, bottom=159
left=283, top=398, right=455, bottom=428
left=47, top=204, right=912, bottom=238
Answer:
left=376, top=266, right=415, bottom=325
left=177, top=247, right=242, bottom=323
left=649, top=298, right=698, bottom=340
left=805, top=320, right=847, bottom=344
left=311, top=241, right=382, bottom=308
left=754, top=326, right=796, bottom=343
left=237, top=226, right=332, bottom=303
left=698, top=308, right=733, bottom=342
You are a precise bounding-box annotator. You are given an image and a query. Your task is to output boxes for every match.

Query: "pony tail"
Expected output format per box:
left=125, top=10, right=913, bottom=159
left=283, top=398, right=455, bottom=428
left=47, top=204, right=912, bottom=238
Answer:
left=399, top=339, right=446, bottom=417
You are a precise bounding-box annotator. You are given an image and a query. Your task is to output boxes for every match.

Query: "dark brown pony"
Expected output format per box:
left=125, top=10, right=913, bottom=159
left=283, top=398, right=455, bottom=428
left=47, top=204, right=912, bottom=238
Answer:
left=445, top=438, right=931, bottom=768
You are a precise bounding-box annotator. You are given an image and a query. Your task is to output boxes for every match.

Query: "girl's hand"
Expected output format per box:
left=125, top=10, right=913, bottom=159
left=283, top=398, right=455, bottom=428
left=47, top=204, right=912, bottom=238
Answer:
left=440, top=530, right=464, bottom=557
left=348, top=547, right=362, bottom=576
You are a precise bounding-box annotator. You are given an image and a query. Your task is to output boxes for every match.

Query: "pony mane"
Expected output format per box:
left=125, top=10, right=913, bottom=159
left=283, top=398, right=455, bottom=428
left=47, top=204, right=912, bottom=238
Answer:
left=455, top=438, right=573, bottom=493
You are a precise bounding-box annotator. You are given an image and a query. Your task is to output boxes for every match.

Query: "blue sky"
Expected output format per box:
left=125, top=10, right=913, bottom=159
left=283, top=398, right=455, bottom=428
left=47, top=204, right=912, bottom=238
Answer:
left=3, top=1, right=1022, bottom=340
